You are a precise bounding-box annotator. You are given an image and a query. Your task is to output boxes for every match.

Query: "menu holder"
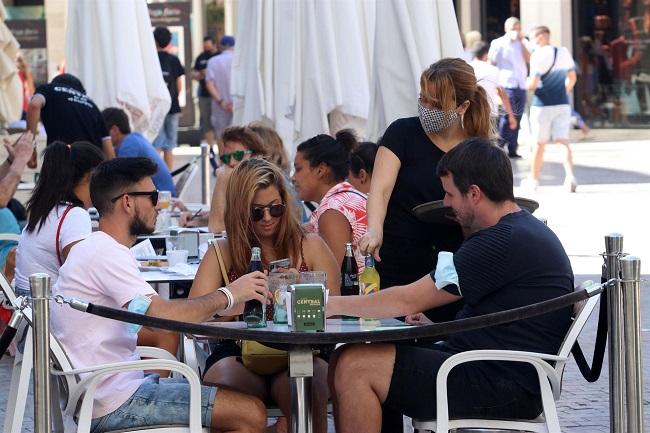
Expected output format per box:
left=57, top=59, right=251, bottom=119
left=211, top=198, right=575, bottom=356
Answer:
left=289, top=284, right=326, bottom=332
left=412, top=197, right=539, bottom=225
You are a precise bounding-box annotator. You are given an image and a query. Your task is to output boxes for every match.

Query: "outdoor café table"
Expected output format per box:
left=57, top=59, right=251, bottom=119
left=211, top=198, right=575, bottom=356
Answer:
left=139, top=264, right=198, bottom=284
left=191, top=318, right=412, bottom=433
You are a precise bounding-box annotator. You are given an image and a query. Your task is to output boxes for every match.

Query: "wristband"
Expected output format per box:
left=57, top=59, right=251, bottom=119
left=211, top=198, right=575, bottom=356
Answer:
left=217, top=286, right=234, bottom=310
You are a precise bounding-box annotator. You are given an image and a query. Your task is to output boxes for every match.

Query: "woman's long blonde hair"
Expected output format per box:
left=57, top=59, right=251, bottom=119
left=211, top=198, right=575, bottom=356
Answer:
left=225, top=158, right=304, bottom=276
left=420, top=58, right=495, bottom=139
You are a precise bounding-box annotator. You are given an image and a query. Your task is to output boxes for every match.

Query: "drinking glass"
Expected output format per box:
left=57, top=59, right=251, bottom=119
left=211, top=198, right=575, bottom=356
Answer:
left=299, top=271, right=327, bottom=285
left=269, top=272, right=299, bottom=324
left=158, top=190, right=172, bottom=210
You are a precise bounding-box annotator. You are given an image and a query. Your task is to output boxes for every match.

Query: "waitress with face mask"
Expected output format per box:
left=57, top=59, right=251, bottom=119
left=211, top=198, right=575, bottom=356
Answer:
left=359, top=57, right=494, bottom=322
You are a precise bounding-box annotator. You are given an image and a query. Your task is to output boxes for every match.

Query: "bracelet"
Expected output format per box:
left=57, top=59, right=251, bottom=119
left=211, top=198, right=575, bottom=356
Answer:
left=217, top=286, right=234, bottom=310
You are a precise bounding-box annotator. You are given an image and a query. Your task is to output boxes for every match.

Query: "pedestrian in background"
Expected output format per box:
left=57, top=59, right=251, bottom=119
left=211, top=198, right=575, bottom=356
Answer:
left=192, top=35, right=220, bottom=164
left=523, top=26, right=578, bottom=192
left=153, top=27, right=185, bottom=170
left=488, top=17, right=530, bottom=158
left=205, top=36, right=235, bottom=140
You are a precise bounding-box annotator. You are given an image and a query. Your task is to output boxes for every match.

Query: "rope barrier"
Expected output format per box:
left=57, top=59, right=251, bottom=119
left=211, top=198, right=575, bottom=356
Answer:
left=52, top=282, right=607, bottom=345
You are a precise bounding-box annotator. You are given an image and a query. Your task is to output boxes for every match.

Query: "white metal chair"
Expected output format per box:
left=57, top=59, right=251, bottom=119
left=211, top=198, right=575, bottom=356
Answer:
left=174, top=158, right=199, bottom=202
left=412, top=281, right=601, bottom=433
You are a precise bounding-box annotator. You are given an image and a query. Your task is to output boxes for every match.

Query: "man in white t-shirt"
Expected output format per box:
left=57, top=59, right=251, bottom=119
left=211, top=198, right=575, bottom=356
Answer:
left=51, top=157, right=268, bottom=432
left=469, top=41, right=517, bottom=130
left=523, top=26, right=578, bottom=193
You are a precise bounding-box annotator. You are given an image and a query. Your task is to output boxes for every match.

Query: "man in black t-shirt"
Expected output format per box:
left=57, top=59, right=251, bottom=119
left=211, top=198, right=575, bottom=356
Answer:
left=26, top=73, right=115, bottom=162
left=192, top=36, right=220, bottom=152
left=152, top=27, right=185, bottom=170
left=328, top=138, right=574, bottom=429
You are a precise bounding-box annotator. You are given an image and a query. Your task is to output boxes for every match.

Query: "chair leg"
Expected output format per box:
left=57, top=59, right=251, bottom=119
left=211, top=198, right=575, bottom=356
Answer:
left=4, top=329, right=33, bottom=433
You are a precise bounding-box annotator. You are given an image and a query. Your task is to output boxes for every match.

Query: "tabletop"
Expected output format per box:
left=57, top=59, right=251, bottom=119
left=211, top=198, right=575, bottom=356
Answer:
left=190, top=318, right=422, bottom=346
left=140, top=264, right=199, bottom=283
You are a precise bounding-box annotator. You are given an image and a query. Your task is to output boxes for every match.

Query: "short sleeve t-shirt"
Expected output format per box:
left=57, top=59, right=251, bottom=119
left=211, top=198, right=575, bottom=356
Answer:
left=36, top=83, right=109, bottom=148
left=15, top=205, right=91, bottom=292
left=470, top=60, right=501, bottom=115
left=50, top=231, right=156, bottom=418
left=379, top=117, right=463, bottom=257
left=193, top=50, right=219, bottom=97
left=158, top=51, right=185, bottom=114
left=530, top=45, right=575, bottom=107
left=118, top=132, right=177, bottom=196
left=431, top=210, right=574, bottom=394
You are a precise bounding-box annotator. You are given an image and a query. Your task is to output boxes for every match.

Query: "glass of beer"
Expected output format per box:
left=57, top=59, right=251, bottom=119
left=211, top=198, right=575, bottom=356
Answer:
left=158, top=190, right=172, bottom=210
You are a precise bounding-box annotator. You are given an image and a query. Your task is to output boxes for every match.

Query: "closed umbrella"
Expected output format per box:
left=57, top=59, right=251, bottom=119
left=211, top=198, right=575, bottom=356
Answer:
left=232, top=0, right=462, bottom=152
left=0, top=2, right=22, bottom=128
left=366, top=0, right=463, bottom=140
left=65, top=0, right=170, bottom=140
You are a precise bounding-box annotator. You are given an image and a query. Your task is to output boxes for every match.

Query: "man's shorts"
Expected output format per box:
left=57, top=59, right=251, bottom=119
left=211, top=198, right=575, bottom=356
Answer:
left=153, top=113, right=181, bottom=151
left=529, top=104, right=571, bottom=144
left=90, top=374, right=218, bottom=433
left=198, top=97, right=213, bottom=136
left=383, top=343, right=542, bottom=420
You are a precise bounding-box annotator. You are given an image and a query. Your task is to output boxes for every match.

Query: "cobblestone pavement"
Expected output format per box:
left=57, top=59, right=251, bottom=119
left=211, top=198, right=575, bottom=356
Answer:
left=2, top=137, right=649, bottom=432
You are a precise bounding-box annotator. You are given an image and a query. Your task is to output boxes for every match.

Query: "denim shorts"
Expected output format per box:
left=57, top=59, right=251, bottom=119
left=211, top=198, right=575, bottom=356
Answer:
left=153, top=113, right=180, bottom=150
left=90, top=374, right=218, bottom=433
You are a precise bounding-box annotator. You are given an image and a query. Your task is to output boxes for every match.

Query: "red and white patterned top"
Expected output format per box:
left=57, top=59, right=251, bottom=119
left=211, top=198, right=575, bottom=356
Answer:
left=310, top=181, right=368, bottom=271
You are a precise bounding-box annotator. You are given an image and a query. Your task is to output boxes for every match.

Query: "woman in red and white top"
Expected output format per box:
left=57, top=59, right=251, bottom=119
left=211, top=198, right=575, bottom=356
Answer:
left=292, top=130, right=367, bottom=270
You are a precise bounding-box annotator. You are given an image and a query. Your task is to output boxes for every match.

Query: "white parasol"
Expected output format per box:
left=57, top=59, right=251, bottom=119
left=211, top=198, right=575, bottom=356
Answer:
left=0, top=1, right=23, bottom=128
left=232, top=0, right=463, bottom=152
left=65, top=0, right=170, bottom=141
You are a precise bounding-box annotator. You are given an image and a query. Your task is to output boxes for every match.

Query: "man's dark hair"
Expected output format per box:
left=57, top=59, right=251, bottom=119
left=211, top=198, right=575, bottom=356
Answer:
left=51, top=73, right=86, bottom=94
left=101, top=107, right=131, bottom=135
left=471, top=41, right=490, bottom=60
left=436, top=137, right=515, bottom=202
left=203, top=35, right=215, bottom=43
left=153, top=27, right=172, bottom=49
left=91, top=158, right=158, bottom=216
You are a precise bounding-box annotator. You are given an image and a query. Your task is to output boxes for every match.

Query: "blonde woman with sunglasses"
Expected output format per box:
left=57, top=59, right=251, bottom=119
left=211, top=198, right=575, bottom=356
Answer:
left=208, top=126, right=268, bottom=233
left=190, top=159, right=339, bottom=433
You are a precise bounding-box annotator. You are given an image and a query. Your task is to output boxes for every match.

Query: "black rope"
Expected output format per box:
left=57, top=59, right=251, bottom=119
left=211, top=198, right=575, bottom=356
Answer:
left=170, top=162, right=191, bottom=177
left=0, top=311, right=19, bottom=361
left=570, top=276, right=609, bottom=382
left=78, top=286, right=599, bottom=345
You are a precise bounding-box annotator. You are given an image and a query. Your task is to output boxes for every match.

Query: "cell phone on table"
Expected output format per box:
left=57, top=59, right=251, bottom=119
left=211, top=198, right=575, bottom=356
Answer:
left=269, top=258, right=291, bottom=272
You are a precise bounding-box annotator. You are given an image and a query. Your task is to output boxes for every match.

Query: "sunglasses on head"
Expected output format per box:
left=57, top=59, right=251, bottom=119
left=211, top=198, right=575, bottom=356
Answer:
left=110, top=190, right=159, bottom=206
left=220, top=150, right=253, bottom=164
left=251, top=203, right=286, bottom=221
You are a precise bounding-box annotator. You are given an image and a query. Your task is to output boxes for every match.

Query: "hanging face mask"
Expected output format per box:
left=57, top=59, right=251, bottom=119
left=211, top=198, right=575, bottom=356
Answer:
left=418, top=102, right=459, bottom=134
left=508, top=30, right=519, bottom=40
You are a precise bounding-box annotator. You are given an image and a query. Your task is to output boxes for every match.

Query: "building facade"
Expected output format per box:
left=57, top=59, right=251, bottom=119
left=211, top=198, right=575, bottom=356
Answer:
left=457, top=0, right=650, bottom=130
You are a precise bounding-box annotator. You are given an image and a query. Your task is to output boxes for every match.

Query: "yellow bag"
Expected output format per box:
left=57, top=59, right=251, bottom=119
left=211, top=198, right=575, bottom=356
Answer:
left=240, top=341, right=289, bottom=375
left=212, top=240, right=289, bottom=375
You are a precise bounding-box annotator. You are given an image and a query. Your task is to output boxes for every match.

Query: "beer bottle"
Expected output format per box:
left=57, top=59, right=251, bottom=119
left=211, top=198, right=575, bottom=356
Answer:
left=243, top=247, right=266, bottom=328
left=359, top=255, right=380, bottom=295
left=340, top=242, right=359, bottom=320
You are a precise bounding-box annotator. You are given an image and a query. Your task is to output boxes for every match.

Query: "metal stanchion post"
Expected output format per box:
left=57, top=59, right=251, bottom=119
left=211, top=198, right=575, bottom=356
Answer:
left=604, top=233, right=625, bottom=433
left=30, top=273, right=51, bottom=433
left=200, top=143, right=211, bottom=205
left=620, top=256, right=644, bottom=433
left=289, top=346, right=313, bottom=433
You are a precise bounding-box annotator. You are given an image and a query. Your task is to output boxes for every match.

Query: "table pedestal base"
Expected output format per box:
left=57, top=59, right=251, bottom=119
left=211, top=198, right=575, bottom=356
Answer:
left=289, top=346, right=313, bottom=433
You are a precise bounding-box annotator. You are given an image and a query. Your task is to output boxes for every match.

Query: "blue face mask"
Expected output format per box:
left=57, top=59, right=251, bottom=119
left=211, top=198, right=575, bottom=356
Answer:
left=418, top=102, right=459, bottom=134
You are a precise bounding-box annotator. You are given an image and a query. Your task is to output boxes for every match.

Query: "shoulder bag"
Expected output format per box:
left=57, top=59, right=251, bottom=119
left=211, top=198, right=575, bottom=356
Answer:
left=211, top=240, right=289, bottom=375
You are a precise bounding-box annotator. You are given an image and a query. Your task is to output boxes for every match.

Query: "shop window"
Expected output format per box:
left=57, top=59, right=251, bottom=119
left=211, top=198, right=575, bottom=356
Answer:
left=574, top=0, right=650, bottom=128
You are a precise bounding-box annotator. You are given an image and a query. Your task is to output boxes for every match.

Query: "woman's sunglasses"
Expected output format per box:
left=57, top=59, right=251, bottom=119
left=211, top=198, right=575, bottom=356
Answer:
left=220, top=150, right=253, bottom=164
left=110, top=190, right=159, bottom=206
left=251, top=203, right=286, bottom=222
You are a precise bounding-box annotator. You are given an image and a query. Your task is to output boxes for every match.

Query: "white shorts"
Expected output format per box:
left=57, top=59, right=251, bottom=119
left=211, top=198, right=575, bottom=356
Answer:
left=529, top=104, right=571, bottom=144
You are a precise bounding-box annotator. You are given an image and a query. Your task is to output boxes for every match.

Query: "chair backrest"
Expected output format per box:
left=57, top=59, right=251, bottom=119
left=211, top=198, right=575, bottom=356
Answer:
left=174, top=158, right=199, bottom=201
left=0, top=267, right=18, bottom=305
left=554, top=281, right=601, bottom=376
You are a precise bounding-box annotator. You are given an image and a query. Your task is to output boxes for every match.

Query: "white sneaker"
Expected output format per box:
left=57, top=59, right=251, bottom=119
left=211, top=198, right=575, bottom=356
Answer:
left=564, top=176, right=577, bottom=193
left=520, top=177, right=539, bottom=193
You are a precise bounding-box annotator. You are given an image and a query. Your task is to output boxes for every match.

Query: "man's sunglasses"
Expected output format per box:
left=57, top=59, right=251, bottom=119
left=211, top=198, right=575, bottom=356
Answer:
left=251, top=203, right=286, bottom=221
left=220, top=150, right=253, bottom=164
left=111, top=190, right=159, bottom=206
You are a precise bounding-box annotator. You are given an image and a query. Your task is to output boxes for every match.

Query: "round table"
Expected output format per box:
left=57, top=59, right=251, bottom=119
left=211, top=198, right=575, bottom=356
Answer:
left=191, top=318, right=412, bottom=433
